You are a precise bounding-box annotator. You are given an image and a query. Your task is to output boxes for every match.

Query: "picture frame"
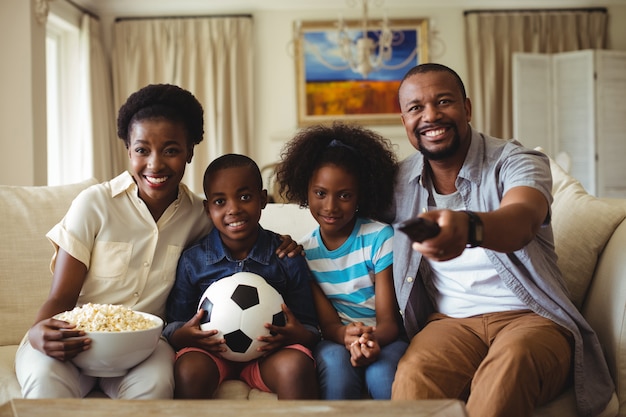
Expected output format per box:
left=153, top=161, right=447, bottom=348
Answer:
left=294, top=18, right=429, bottom=126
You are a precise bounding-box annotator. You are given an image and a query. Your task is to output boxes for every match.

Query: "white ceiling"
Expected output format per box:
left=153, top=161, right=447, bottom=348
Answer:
left=70, top=0, right=623, bottom=18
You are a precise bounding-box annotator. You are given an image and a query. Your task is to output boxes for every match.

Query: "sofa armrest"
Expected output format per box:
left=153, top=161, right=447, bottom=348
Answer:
left=582, top=207, right=626, bottom=416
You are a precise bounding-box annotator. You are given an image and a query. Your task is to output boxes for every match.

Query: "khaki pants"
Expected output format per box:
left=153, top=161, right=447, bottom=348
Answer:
left=16, top=337, right=175, bottom=399
left=392, top=310, right=572, bottom=417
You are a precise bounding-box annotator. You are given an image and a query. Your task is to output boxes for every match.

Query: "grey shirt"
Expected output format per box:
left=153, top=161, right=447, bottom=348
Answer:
left=389, top=127, right=613, bottom=417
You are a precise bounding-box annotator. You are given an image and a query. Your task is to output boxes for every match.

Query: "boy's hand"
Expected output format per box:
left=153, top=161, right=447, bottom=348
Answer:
left=171, top=309, right=226, bottom=353
left=276, top=234, right=305, bottom=258
left=349, top=332, right=380, bottom=367
left=257, top=304, right=312, bottom=352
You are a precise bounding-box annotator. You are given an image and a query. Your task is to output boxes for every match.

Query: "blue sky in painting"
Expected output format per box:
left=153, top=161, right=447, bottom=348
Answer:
left=303, top=28, right=418, bottom=82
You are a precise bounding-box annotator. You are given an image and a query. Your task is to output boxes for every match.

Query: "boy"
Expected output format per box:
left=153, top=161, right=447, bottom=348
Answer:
left=164, top=154, right=319, bottom=399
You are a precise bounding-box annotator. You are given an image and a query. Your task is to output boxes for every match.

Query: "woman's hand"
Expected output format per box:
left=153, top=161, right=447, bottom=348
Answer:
left=27, top=248, right=89, bottom=361
left=28, top=318, right=90, bottom=361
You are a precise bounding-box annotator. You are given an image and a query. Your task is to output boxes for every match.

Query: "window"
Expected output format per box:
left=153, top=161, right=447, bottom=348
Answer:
left=46, top=11, right=90, bottom=185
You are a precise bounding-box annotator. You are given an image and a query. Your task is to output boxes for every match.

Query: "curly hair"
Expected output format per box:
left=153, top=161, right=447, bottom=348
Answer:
left=275, top=122, right=398, bottom=221
left=117, top=84, right=204, bottom=148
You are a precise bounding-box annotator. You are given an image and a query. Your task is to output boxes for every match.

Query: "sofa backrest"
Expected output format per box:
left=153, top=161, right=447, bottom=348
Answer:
left=0, top=179, right=98, bottom=346
left=261, top=184, right=626, bottom=415
left=260, top=203, right=318, bottom=241
left=0, top=185, right=315, bottom=347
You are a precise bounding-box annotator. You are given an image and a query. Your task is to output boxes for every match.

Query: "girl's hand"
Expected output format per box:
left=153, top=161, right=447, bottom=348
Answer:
left=276, top=235, right=305, bottom=258
left=170, top=309, right=226, bottom=353
left=28, top=318, right=90, bottom=361
left=349, top=332, right=380, bottom=367
left=258, top=304, right=314, bottom=353
left=343, top=321, right=374, bottom=350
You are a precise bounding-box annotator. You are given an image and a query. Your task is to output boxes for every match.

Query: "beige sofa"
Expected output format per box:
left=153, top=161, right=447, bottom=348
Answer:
left=0, top=157, right=624, bottom=416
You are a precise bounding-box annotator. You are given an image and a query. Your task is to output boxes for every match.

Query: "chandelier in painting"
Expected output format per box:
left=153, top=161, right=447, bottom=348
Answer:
left=304, top=0, right=418, bottom=79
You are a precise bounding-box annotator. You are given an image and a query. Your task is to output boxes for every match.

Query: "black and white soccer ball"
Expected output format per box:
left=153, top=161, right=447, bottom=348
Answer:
left=197, top=272, right=286, bottom=362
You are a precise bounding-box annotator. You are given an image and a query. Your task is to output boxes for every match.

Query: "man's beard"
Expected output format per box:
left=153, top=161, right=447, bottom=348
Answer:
left=416, top=125, right=461, bottom=161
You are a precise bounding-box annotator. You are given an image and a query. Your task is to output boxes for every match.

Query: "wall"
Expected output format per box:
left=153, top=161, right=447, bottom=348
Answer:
left=0, top=0, right=47, bottom=186
left=1, top=1, right=625, bottom=185
left=251, top=4, right=626, bottom=168
left=252, top=6, right=469, bottom=168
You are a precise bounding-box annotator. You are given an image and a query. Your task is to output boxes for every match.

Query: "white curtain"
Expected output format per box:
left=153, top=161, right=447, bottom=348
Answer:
left=464, top=9, right=607, bottom=139
left=111, top=17, right=253, bottom=194
left=80, top=14, right=123, bottom=182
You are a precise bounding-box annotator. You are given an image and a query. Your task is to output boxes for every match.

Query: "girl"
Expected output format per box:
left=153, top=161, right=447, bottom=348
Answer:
left=275, top=122, right=407, bottom=400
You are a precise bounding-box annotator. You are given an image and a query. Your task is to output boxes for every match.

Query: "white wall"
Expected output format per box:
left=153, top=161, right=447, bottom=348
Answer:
left=252, top=4, right=626, bottom=167
left=252, top=6, right=470, bottom=168
left=2, top=1, right=625, bottom=185
left=0, top=0, right=47, bottom=186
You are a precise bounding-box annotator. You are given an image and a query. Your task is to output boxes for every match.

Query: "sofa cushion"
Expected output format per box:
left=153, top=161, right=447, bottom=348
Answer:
left=549, top=159, right=626, bottom=308
left=213, top=380, right=277, bottom=400
left=0, top=179, right=98, bottom=346
left=0, top=345, right=21, bottom=401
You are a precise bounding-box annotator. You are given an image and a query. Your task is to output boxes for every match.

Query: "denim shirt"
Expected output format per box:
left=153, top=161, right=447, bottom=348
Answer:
left=163, top=226, right=319, bottom=341
left=390, top=127, right=614, bottom=417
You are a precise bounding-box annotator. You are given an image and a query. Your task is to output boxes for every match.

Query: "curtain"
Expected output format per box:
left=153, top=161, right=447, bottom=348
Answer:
left=80, top=14, right=122, bottom=182
left=464, top=9, right=607, bottom=139
left=111, top=17, right=253, bottom=194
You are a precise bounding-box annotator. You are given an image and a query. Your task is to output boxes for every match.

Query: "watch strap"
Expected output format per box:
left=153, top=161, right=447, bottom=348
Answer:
left=462, top=210, right=483, bottom=248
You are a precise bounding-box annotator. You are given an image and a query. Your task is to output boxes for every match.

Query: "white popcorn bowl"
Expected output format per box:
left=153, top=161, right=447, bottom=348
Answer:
left=59, top=311, right=163, bottom=377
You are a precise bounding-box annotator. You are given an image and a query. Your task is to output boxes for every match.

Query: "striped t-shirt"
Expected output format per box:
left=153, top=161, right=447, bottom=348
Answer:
left=302, top=217, right=393, bottom=326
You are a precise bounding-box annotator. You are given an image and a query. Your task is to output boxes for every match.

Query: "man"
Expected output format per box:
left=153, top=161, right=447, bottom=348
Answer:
left=389, top=63, right=614, bottom=417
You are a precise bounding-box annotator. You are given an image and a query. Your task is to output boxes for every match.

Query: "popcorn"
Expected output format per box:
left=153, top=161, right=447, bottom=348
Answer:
left=56, top=303, right=157, bottom=332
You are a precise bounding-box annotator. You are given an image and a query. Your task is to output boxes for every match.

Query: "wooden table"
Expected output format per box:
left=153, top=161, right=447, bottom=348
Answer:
left=0, top=398, right=467, bottom=417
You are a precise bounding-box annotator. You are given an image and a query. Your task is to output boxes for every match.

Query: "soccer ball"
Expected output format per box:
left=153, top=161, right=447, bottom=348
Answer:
left=197, top=272, right=286, bottom=362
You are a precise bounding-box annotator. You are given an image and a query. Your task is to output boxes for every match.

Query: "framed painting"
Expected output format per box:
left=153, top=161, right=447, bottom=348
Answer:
left=294, top=18, right=428, bottom=126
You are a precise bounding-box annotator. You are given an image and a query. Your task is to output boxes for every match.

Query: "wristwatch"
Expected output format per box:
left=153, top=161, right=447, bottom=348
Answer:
left=462, top=210, right=483, bottom=248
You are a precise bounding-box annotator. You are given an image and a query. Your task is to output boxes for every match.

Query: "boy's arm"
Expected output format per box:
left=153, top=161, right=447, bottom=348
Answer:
left=165, top=310, right=226, bottom=353
left=260, top=303, right=319, bottom=351
left=161, top=320, right=185, bottom=343
left=279, top=254, right=320, bottom=331
left=258, top=251, right=320, bottom=350
left=164, top=253, right=201, bottom=343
